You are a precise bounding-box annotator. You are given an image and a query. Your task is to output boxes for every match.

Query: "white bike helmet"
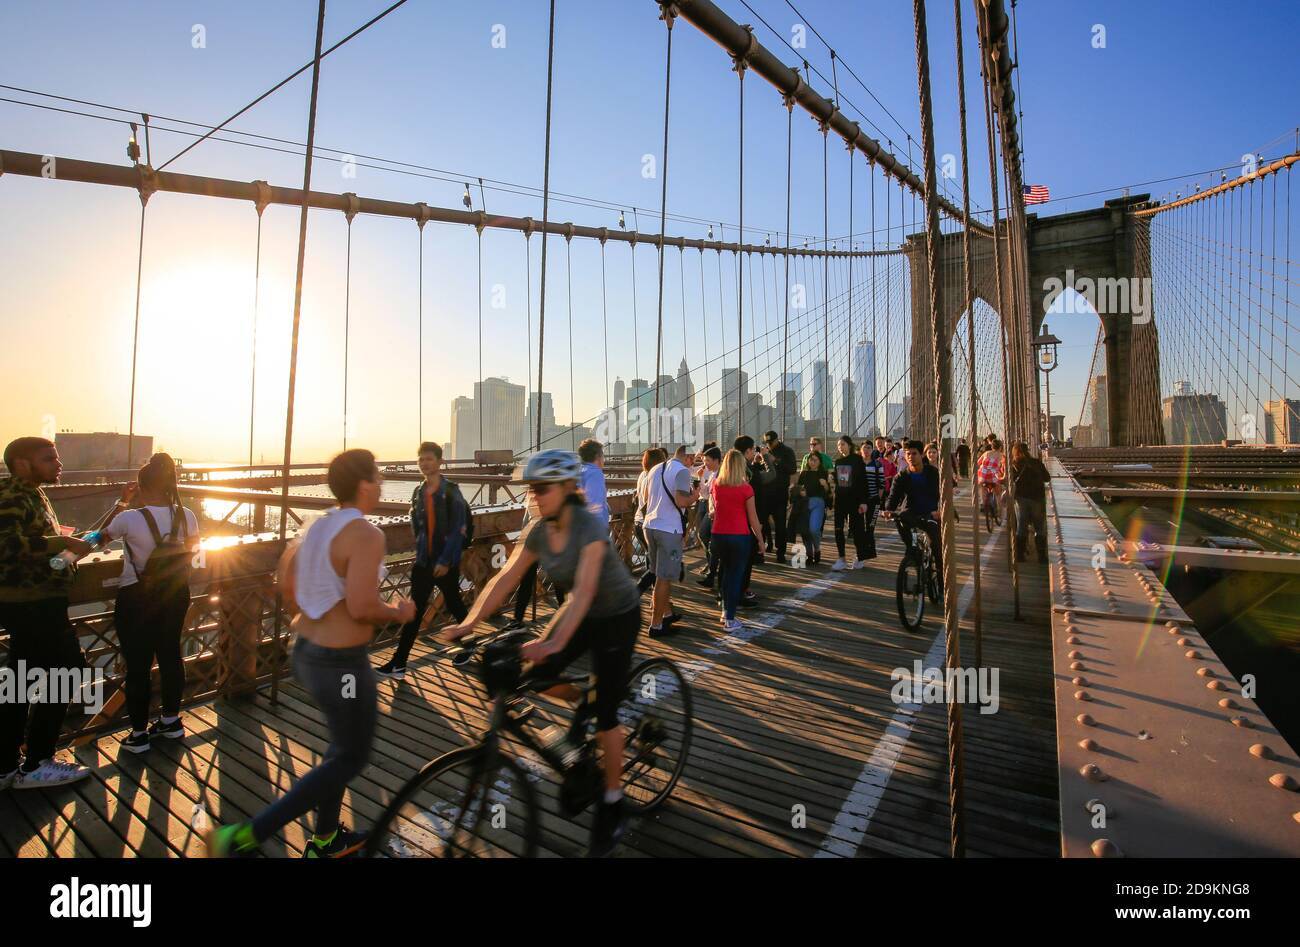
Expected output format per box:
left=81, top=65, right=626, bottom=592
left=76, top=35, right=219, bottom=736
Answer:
left=519, top=449, right=582, bottom=483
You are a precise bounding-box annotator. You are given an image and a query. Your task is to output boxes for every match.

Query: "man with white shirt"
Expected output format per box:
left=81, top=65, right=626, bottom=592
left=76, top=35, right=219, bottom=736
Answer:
left=643, top=447, right=699, bottom=639
left=577, top=439, right=609, bottom=531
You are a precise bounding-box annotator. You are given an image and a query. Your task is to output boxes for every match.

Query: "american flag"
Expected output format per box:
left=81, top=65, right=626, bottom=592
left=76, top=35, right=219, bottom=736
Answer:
left=1023, top=184, right=1050, bottom=205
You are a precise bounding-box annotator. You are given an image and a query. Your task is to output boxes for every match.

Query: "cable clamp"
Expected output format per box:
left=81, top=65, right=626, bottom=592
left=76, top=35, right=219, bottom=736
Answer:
left=658, top=1, right=678, bottom=28
left=564, top=222, right=575, bottom=242
left=844, top=121, right=860, bottom=150
left=476, top=210, right=488, bottom=234
left=253, top=180, right=273, bottom=217
left=522, top=216, right=535, bottom=238
left=730, top=24, right=754, bottom=75
left=343, top=191, right=360, bottom=225
left=415, top=201, right=432, bottom=230
left=598, top=226, right=608, bottom=245
left=135, top=163, right=158, bottom=208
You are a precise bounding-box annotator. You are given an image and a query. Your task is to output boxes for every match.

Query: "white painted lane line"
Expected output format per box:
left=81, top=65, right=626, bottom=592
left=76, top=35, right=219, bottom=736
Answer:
left=815, top=527, right=1004, bottom=858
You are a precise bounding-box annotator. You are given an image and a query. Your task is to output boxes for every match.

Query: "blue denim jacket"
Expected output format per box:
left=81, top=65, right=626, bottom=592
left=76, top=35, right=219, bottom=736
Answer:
left=409, top=478, right=467, bottom=568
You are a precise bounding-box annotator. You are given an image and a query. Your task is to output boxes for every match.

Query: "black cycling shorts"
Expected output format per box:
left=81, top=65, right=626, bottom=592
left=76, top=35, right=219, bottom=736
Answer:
left=527, top=606, right=639, bottom=731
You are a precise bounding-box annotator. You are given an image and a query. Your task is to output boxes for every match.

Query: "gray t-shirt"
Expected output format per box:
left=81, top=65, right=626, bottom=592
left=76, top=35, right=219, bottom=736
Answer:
left=522, top=504, right=640, bottom=619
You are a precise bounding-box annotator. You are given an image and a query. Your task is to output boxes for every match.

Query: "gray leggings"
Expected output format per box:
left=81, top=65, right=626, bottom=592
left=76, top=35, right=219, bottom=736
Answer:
left=251, top=638, right=377, bottom=842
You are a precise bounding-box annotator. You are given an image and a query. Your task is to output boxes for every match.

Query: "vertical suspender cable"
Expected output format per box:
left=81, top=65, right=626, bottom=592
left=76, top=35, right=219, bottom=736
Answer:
left=600, top=239, right=610, bottom=432
left=822, top=122, right=830, bottom=434
left=248, top=189, right=268, bottom=468
left=341, top=205, right=354, bottom=450
left=417, top=222, right=425, bottom=441
left=735, top=39, right=749, bottom=438
left=847, top=136, right=855, bottom=431
left=782, top=93, right=794, bottom=435
left=565, top=233, right=575, bottom=450
left=534, top=0, right=557, bottom=453
left=477, top=224, right=484, bottom=453
left=274, top=0, right=328, bottom=705
left=524, top=231, right=533, bottom=451
left=125, top=198, right=148, bottom=473
left=953, top=0, right=981, bottom=667
left=912, top=0, right=964, bottom=859
left=653, top=7, right=675, bottom=444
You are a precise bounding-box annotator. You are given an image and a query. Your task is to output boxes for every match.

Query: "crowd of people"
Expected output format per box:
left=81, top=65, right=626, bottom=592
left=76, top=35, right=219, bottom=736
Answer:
left=0, top=424, right=1051, bottom=858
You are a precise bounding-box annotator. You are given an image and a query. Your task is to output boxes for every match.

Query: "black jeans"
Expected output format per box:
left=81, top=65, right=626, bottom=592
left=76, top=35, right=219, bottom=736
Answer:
left=1015, top=497, right=1048, bottom=561
left=897, top=510, right=943, bottom=583
left=760, top=485, right=790, bottom=557
left=0, top=597, right=85, bottom=772
left=114, top=581, right=190, bottom=732
left=252, top=638, right=376, bottom=841
left=392, top=562, right=469, bottom=668
left=834, top=501, right=872, bottom=559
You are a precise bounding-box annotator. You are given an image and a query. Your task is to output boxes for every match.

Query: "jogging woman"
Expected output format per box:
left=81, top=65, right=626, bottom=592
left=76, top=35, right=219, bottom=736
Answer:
left=709, top=449, right=764, bottom=630
left=99, top=453, right=200, bottom=754
left=441, top=450, right=641, bottom=857
left=207, top=449, right=415, bottom=858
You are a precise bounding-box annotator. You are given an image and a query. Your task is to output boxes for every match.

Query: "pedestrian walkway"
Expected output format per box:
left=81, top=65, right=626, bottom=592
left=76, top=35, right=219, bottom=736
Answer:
left=0, top=487, right=1056, bottom=857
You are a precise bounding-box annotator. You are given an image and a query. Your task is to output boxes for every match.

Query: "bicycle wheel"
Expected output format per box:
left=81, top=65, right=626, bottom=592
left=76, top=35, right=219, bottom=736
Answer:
left=364, top=745, right=539, bottom=858
left=616, top=658, right=693, bottom=814
left=896, top=548, right=926, bottom=631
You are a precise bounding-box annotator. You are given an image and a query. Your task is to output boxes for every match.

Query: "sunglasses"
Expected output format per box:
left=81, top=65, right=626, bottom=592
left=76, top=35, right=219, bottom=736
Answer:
left=527, top=482, right=559, bottom=495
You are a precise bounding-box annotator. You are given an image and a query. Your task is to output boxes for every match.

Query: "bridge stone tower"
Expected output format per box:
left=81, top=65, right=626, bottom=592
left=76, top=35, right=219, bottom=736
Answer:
left=906, top=194, right=1161, bottom=447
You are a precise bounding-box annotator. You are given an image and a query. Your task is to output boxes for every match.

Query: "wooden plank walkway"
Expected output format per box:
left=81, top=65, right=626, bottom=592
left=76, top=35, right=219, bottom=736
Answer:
left=1, top=486, right=1059, bottom=858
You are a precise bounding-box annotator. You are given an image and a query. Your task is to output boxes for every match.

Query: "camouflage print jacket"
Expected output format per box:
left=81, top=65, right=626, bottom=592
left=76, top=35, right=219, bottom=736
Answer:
left=0, top=476, right=73, bottom=603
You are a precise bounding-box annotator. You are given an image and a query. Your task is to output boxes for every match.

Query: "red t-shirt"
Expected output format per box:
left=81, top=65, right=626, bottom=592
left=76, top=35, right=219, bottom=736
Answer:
left=711, top=481, right=754, bottom=535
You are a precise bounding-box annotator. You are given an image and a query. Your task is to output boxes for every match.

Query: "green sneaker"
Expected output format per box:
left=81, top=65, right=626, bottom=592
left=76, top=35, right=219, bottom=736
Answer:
left=206, top=822, right=258, bottom=858
left=303, top=825, right=368, bottom=858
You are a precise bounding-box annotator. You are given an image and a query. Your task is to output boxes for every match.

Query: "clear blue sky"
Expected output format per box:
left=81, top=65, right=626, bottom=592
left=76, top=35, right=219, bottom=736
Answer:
left=2, top=0, right=1297, bottom=459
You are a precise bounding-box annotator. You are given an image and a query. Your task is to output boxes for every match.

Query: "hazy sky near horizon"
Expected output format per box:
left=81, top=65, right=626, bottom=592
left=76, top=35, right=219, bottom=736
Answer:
left=2, top=0, right=1298, bottom=462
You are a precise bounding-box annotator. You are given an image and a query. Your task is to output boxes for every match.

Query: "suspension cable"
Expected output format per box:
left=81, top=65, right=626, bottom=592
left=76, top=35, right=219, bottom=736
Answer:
left=534, top=0, right=557, bottom=453
left=653, top=7, right=675, bottom=443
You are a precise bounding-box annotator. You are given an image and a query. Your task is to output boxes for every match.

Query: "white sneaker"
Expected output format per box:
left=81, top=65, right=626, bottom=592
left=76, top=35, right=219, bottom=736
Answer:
left=851, top=559, right=867, bottom=570
left=0, top=766, right=18, bottom=791
left=13, top=757, right=91, bottom=790
left=831, top=558, right=847, bottom=571
left=722, top=618, right=744, bottom=633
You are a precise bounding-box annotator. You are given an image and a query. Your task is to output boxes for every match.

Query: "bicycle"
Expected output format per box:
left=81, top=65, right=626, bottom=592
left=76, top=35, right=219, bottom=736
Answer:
left=364, top=630, right=693, bottom=858
left=980, top=480, right=1002, bottom=533
left=894, top=518, right=942, bottom=632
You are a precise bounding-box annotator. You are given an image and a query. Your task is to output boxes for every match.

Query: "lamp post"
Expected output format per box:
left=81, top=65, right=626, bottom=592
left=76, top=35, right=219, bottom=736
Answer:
left=1032, top=325, right=1062, bottom=449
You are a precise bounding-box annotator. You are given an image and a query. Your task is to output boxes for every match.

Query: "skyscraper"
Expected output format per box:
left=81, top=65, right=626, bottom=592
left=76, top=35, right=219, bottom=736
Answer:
left=853, top=341, right=877, bottom=437
left=839, top=378, right=856, bottom=436
left=886, top=402, right=905, bottom=437
left=626, top=378, right=651, bottom=445
left=522, top=391, right=558, bottom=451
left=1264, top=399, right=1300, bottom=445
left=612, top=377, right=625, bottom=430
left=809, top=361, right=832, bottom=437
left=449, top=396, right=478, bottom=459
left=1162, top=382, right=1226, bottom=445
left=722, top=368, right=749, bottom=432
left=473, top=376, right=524, bottom=453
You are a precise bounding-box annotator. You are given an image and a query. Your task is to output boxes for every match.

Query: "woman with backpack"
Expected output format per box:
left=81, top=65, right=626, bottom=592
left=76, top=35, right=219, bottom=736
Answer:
left=98, top=453, right=200, bottom=754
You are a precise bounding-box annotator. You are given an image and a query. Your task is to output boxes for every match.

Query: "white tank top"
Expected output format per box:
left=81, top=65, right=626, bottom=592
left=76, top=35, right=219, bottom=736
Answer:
left=294, top=507, right=364, bottom=620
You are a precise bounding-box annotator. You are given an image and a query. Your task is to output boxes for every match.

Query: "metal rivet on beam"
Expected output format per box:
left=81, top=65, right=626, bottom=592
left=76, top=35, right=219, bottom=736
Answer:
left=1231, top=715, right=1254, bottom=728
left=1080, top=763, right=1106, bottom=782
left=1079, top=737, right=1098, bottom=751
left=1075, top=690, right=1092, bottom=702
left=1250, top=744, right=1276, bottom=760
left=1077, top=713, right=1095, bottom=726
left=1218, top=697, right=1238, bottom=709
left=1090, top=839, right=1122, bottom=857
left=1072, top=676, right=1089, bottom=686
left=1269, top=773, right=1299, bottom=792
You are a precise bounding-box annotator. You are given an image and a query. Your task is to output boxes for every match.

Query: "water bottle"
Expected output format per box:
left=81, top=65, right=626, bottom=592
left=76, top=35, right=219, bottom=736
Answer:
left=49, top=530, right=102, bottom=572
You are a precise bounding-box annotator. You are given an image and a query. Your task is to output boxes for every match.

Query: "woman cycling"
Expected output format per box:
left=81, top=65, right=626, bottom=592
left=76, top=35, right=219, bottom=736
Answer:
left=709, top=449, right=765, bottom=629
left=976, top=437, right=1006, bottom=519
left=440, top=450, right=641, bottom=858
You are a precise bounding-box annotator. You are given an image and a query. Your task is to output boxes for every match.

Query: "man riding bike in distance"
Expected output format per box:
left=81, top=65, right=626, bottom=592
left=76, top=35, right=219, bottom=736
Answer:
left=882, top=440, right=944, bottom=598
left=439, top=449, right=641, bottom=857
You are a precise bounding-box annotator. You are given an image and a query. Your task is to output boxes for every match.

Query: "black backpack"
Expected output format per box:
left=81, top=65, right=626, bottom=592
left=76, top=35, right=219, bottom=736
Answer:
left=125, top=506, right=192, bottom=599
left=444, top=480, right=475, bottom=550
